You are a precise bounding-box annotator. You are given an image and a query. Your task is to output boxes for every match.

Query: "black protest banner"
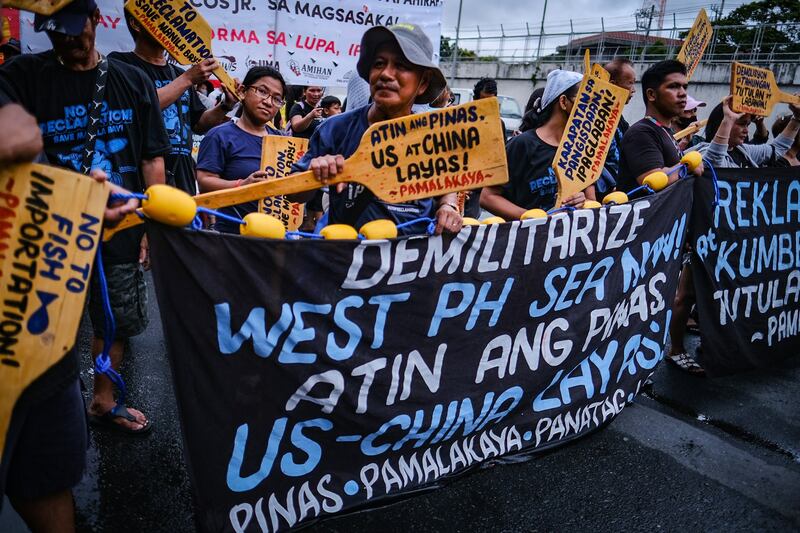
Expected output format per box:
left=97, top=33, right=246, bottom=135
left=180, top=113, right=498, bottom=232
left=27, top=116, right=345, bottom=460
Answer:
left=147, top=180, right=691, bottom=532
left=691, top=167, right=800, bottom=376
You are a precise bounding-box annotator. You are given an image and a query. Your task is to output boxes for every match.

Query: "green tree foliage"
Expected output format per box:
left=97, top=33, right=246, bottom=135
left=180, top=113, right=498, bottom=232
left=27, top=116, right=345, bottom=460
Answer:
left=439, top=36, right=478, bottom=60
left=713, top=0, right=800, bottom=59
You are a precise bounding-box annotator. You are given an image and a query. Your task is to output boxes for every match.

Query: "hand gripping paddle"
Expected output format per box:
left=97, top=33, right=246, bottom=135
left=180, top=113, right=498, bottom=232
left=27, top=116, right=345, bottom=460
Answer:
left=104, top=97, right=509, bottom=240
left=124, top=0, right=239, bottom=99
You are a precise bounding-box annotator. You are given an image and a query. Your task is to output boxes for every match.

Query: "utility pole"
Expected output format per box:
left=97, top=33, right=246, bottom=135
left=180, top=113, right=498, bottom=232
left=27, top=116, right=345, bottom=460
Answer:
left=535, top=0, right=548, bottom=61
left=449, top=0, right=464, bottom=84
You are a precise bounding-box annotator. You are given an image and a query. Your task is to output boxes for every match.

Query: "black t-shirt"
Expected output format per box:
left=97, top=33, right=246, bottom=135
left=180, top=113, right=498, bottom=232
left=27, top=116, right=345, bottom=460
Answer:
left=109, top=52, right=205, bottom=194
left=0, top=51, right=171, bottom=264
left=289, top=100, right=321, bottom=139
left=618, top=117, right=681, bottom=193
left=502, top=129, right=559, bottom=211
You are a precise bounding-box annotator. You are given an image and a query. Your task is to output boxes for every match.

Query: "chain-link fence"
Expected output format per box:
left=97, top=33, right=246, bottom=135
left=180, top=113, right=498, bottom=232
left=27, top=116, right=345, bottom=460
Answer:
left=442, top=21, right=800, bottom=68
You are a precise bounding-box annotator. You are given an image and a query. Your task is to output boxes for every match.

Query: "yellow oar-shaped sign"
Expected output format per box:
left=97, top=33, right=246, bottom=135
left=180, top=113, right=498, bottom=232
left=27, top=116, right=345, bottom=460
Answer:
left=0, top=163, right=107, bottom=466
left=552, top=64, right=629, bottom=207
left=4, top=0, right=73, bottom=14
left=124, top=0, right=239, bottom=98
left=258, top=136, right=309, bottom=231
left=104, top=98, right=509, bottom=239
left=730, top=62, right=800, bottom=117
left=676, top=8, right=713, bottom=80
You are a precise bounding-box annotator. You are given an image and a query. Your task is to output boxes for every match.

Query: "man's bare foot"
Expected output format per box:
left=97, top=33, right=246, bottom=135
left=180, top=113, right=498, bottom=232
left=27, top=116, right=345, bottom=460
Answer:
left=89, top=401, right=150, bottom=434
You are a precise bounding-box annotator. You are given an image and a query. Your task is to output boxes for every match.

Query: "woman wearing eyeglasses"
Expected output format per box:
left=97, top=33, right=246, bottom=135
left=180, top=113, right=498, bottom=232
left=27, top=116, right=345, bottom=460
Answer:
left=196, top=66, right=287, bottom=234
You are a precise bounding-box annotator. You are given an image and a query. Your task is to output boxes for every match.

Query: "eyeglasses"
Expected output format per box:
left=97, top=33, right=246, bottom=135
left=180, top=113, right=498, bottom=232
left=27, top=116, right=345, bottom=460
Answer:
left=247, top=85, right=285, bottom=107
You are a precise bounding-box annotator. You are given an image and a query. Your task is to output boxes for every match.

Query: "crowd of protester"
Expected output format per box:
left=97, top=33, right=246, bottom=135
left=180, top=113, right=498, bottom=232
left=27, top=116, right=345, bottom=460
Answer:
left=1, top=0, right=799, bottom=531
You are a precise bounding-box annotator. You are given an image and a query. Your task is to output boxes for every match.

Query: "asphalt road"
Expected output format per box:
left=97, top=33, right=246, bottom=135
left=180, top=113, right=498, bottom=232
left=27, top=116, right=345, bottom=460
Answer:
left=2, top=275, right=799, bottom=532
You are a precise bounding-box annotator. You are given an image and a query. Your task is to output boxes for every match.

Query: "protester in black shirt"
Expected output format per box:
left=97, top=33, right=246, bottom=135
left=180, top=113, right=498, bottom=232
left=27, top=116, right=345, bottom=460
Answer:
left=0, top=0, right=169, bottom=432
left=289, top=85, right=324, bottom=138
left=109, top=11, right=237, bottom=194
left=481, top=70, right=590, bottom=219
left=618, top=60, right=705, bottom=194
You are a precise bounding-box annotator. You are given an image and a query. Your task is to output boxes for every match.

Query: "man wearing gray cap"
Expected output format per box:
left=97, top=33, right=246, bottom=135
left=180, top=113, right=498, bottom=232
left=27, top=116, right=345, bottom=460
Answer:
left=290, top=24, right=463, bottom=235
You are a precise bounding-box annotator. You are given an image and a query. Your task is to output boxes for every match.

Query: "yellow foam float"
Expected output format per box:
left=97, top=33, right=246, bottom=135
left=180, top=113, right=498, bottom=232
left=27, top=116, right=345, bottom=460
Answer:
left=482, top=216, right=506, bottom=225
left=359, top=219, right=398, bottom=240
left=141, top=184, right=197, bottom=227
left=520, top=208, right=548, bottom=220
left=643, top=171, right=669, bottom=191
left=681, top=151, right=703, bottom=170
left=582, top=200, right=602, bottom=209
left=462, top=217, right=481, bottom=226
left=320, top=224, right=359, bottom=240
left=602, top=191, right=629, bottom=205
left=239, top=213, right=286, bottom=239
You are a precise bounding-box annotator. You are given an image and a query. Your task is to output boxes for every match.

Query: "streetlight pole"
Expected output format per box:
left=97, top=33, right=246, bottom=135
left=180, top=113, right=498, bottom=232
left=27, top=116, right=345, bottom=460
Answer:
left=535, top=0, right=548, bottom=61
left=449, top=0, right=463, bottom=84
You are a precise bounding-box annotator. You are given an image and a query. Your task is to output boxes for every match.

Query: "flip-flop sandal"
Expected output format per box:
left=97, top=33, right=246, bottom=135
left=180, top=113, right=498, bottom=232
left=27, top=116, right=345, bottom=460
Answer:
left=666, top=352, right=706, bottom=377
left=89, top=403, right=152, bottom=436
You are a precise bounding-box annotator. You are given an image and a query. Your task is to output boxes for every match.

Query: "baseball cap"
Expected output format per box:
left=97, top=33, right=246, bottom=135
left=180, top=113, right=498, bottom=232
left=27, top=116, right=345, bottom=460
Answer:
left=357, top=24, right=446, bottom=104
left=540, top=69, right=583, bottom=110
left=34, top=0, right=97, bottom=37
left=685, top=94, right=707, bottom=111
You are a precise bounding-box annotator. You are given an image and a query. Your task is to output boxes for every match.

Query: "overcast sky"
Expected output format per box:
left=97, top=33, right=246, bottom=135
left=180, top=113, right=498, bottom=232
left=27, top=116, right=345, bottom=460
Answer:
left=441, top=1, right=747, bottom=34
left=439, top=0, right=749, bottom=57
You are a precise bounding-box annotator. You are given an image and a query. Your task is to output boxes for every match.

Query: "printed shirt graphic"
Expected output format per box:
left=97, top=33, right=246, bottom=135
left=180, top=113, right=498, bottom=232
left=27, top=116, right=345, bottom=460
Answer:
left=0, top=51, right=170, bottom=263
left=291, top=106, right=436, bottom=234
left=109, top=52, right=205, bottom=194
left=503, top=129, right=559, bottom=211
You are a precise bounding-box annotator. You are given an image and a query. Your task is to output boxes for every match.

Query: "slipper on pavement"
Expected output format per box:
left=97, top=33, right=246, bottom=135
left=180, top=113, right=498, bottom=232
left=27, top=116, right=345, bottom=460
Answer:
left=89, top=403, right=152, bottom=436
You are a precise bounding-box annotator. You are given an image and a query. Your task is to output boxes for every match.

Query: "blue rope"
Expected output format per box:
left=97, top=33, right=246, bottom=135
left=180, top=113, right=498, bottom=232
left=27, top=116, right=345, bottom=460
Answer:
left=396, top=217, right=436, bottom=235
left=94, top=244, right=127, bottom=405
left=627, top=185, right=655, bottom=197
left=547, top=206, right=576, bottom=215
left=109, top=192, right=147, bottom=202
left=287, top=231, right=323, bottom=239
left=703, top=158, right=721, bottom=207
left=196, top=206, right=243, bottom=226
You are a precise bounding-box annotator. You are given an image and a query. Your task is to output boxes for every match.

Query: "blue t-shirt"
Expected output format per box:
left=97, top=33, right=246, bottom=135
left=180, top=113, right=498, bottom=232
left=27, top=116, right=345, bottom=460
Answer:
left=197, top=121, right=284, bottom=234
left=292, top=105, right=436, bottom=235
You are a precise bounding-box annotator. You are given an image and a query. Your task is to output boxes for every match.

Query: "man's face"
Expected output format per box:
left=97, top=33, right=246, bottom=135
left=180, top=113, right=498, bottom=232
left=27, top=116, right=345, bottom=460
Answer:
left=369, top=42, right=428, bottom=113
left=649, top=72, right=688, bottom=118
left=47, top=9, right=99, bottom=64
left=304, top=86, right=323, bottom=106
left=614, top=64, right=637, bottom=104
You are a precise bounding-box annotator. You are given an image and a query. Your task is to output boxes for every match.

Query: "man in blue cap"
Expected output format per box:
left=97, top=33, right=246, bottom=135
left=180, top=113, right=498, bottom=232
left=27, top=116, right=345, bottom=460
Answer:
left=290, top=23, right=463, bottom=235
left=0, top=0, right=170, bottom=437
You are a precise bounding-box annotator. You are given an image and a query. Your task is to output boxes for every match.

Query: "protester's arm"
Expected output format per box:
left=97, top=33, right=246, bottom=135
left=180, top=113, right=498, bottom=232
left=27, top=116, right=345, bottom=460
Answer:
left=141, top=157, right=166, bottom=187
left=480, top=186, right=526, bottom=221
left=290, top=104, right=323, bottom=133
left=157, top=59, right=217, bottom=109
left=193, top=95, right=235, bottom=134
left=433, top=193, right=463, bottom=235
left=0, top=104, right=43, bottom=164
left=704, top=96, right=744, bottom=167
left=583, top=185, right=596, bottom=202
left=196, top=169, right=269, bottom=192
left=751, top=115, right=770, bottom=145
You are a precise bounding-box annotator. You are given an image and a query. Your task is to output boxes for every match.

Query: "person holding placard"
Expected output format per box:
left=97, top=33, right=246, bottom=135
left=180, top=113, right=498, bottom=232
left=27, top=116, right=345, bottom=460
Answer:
left=617, top=60, right=705, bottom=192
left=697, top=95, right=800, bottom=168
left=480, top=70, right=591, bottom=220
left=196, top=66, right=287, bottom=234
left=109, top=10, right=238, bottom=195
left=0, top=0, right=170, bottom=432
left=290, top=24, right=463, bottom=236
left=771, top=115, right=800, bottom=167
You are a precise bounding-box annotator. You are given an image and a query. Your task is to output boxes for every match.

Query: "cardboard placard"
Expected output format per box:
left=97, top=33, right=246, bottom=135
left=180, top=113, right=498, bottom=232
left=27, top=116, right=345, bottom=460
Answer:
left=730, top=62, right=800, bottom=117
left=258, top=136, right=308, bottom=231
left=552, top=73, right=629, bottom=206
left=4, top=0, right=72, bottom=15
left=676, top=8, right=712, bottom=80
left=673, top=118, right=708, bottom=140
left=106, top=98, right=508, bottom=238
left=0, top=163, right=107, bottom=464
left=123, top=0, right=239, bottom=98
